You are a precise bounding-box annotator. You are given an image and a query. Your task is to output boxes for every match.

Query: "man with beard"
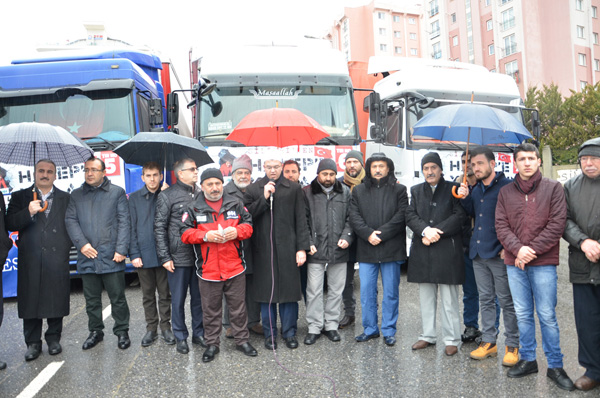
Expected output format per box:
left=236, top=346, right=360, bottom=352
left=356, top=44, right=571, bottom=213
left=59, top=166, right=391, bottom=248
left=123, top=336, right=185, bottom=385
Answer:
left=303, top=158, right=352, bottom=345
left=457, top=147, right=519, bottom=366
left=181, top=169, right=257, bottom=362
left=6, top=159, right=71, bottom=361
left=339, top=150, right=365, bottom=329
left=349, top=152, right=407, bottom=346
left=244, top=157, right=310, bottom=350
left=563, top=137, right=600, bottom=391
left=496, top=143, right=573, bottom=390
left=222, top=155, right=263, bottom=338
left=283, top=160, right=301, bottom=185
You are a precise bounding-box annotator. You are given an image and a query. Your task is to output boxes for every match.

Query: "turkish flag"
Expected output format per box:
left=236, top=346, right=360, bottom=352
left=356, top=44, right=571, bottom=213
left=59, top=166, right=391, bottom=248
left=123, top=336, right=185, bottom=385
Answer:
left=497, top=153, right=511, bottom=163
left=315, top=147, right=332, bottom=158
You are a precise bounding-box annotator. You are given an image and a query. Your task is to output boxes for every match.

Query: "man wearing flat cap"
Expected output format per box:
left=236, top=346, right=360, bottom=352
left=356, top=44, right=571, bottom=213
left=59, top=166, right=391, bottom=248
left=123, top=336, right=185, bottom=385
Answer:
left=181, top=168, right=257, bottom=362
left=563, top=137, right=600, bottom=391
left=303, top=158, right=353, bottom=345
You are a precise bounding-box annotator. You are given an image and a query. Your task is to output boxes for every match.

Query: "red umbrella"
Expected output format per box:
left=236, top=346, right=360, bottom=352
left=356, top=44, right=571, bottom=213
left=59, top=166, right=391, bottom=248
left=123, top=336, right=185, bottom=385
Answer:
left=226, top=108, right=329, bottom=147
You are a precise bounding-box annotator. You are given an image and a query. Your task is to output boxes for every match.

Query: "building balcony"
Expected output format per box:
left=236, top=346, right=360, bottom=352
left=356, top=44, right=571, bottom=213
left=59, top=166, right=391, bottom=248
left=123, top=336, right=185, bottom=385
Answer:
left=430, top=29, right=441, bottom=39
left=502, top=44, right=518, bottom=57
left=501, top=18, right=515, bottom=31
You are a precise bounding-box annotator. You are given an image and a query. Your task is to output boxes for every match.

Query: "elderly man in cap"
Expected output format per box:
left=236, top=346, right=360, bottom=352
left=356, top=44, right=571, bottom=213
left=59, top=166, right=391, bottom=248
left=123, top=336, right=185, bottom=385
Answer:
left=222, top=154, right=263, bottom=338
left=339, top=150, right=365, bottom=329
left=303, top=158, right=353, bottom=345
left=349, top=152, right=408, bottom=346
left=244, top=156, right=310, bottom=350
left=407, top=152, right=466, bottom=356
left=181, top=168, right=257, bottom=362
left=563, top=137, right=600, bottom=391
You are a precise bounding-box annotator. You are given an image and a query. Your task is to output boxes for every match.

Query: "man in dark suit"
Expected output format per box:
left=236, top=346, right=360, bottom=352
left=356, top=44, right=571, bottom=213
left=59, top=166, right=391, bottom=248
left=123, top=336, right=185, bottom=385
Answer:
left=6, top=159, right=72, bottom=361
left=0, top=192, right=14, bottom=369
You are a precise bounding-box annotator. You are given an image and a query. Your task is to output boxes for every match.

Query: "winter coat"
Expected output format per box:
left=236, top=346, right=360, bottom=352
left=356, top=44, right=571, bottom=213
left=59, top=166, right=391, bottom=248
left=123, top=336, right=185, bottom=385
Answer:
left=6, top=186, right=72, bottom=319
left=496, top=171, right=567, bottom=267
left=65, top=177, right=130, bottom=274
left=128, top=185, right=160, bottom=268
left=181, top=192, right=253, bottom=281
left=406, top=178, right=466, bottom=285
left=224, top=181, right=254, bottom=274
left=243, top=175, right=310, bottom=303
left=303, top=178, right=353, bottom=265
left=563, top=172, right=600, bottom=284
left=154, top=180, right=199, bottom=267
left=348, top=157, right=408, bottom=264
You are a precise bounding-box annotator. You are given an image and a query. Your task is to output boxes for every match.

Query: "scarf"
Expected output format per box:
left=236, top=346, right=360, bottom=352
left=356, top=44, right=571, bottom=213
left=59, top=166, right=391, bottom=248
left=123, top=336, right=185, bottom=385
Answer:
left=343, top=168, right=366, bottom=191
left=514, top=169, right=542, bottom=195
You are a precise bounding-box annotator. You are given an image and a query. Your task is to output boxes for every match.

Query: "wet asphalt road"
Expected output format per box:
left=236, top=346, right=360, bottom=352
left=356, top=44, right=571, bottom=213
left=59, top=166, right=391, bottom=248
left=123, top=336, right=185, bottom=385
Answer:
left=0, top=240, right=593, bottom=397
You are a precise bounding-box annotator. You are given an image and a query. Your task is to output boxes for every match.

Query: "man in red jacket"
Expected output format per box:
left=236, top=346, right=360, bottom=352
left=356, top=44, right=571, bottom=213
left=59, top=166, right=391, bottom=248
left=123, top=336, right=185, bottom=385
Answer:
left=181, top=168, right=257, bottom=362
left=495, top=143, right=573, bottom=391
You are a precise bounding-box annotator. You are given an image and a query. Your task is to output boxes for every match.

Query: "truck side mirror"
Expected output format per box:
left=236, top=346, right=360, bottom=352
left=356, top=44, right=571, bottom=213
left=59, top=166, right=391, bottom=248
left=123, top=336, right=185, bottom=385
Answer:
left=167, top=93, right=179, bottom=127
left=149, top=98, right=163, bottom=127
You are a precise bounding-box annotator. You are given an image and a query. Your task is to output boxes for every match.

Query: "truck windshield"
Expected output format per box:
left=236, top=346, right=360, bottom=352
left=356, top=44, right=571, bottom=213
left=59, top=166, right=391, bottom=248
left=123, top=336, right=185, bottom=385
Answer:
left=0, top=89, right=135, bottom=143
left=198, top=85, right=358, bottom=145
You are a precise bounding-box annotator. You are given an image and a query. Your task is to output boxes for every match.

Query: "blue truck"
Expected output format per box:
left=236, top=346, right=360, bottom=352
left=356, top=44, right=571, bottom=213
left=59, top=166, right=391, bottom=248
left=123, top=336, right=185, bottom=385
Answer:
left=0, top=48, right=174, bottom=297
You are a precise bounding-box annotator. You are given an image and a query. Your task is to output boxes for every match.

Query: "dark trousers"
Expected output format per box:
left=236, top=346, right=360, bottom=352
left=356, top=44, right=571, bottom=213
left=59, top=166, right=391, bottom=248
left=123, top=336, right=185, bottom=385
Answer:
left=342, top=261, right=356, bottom=317
left=23, top=317, right=63, bottom=345
left=200, top=274, right=249, bottom=347
left=81, top=271, right=130, bottom=335
left=222, top=274, right=261, bottom=328
left=167, top=266, right=203, bottom=341
left=299, top=264, right=308, bottom=304
left=463, top=252, right=479, bottom=329
left=261, top=302, right=298, bottom=339
left=573, top=283, right=600, bottom=381
left=137, top=266, right=171, bottom=332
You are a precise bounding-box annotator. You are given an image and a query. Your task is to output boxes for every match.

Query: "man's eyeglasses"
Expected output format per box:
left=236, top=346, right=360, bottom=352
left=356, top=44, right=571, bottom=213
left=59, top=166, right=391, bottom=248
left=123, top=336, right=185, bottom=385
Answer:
left=181, top=167, right=199, bottom=173
left=84, top=168, right=104, bottom=173
left=264, top=165, right=281, bottom=171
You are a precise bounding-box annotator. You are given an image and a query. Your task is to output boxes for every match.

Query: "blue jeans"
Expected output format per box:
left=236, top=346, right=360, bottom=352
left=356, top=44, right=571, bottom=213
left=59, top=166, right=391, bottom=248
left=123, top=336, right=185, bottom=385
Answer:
left=359, top=261, right=403, bottom=337
left=463, top=253, right=479, bottom=329
left=506, top=265, right=564, bottom=368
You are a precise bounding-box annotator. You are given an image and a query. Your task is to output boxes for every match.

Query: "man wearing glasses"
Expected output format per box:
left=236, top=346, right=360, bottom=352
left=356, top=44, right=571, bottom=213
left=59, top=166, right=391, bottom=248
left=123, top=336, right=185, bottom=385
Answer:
left=154, top=159, right=205, bottom=354
left=65, top=156, right=132, bottom=351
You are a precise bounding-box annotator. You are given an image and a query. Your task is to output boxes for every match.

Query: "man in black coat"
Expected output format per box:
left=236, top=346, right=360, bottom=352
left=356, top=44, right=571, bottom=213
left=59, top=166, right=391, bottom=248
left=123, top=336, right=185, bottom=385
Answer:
left=348, top=152, right=408, bottom=347
left=6, top=159, right=72, bottom=361
left=244, top=157, right=310, bottom=350
left=0, top=192, right=14, bottom=370
left=407, top=152, right=466, bottom=357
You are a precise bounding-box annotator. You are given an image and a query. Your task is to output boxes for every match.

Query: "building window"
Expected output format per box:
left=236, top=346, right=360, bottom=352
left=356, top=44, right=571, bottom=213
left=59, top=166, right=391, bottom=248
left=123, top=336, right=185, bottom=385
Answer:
left=594, top=32, right=598, bottom=44
left=581, top=81, right=588, bottom=90
left=409, top=17, right=416, bottom=24
left=380, top=44, right=388, bottom=52
left=579, top=53, right=587, bottom=66
left=577, top=25, right=585, bottom=38
left=410, top=48, right=418, bottom=55
left=393, top=15, right=400, bottom=22
left=485, top=0, right=491, bottom=5
left=431, top=20, right=440, bottom=38
left=593, top=6, right=598, bottom=18
left=378, top=12, right=385, bottom=20
left=395, top=46, right=402, bottom=54
left=379, top=28, right=386, bottom=35
left=410, top=33, right=417, bottom=40
left=394, top=30, right=401, bottom=38
left=429, top=0, right=439, bottom=17
left=486, top=19, right=493, bottom=31
left=576, top=0, right=583, bottom=11
left=489, top=44, right=495, bottom=55
left=504, top=34, right=517, bottom=56
left=453, top=36, right=459, bottom=46
left=505, top=60, right=518, bottom=80
left=502, top=8, right=515, bottom=31
left=433, top=42, right=442, bottom=59
left=501, top=0, right=512, bottom=4
left=451, top=13, right=457, bottom=23
left=595, top=59, right=600, bottom=71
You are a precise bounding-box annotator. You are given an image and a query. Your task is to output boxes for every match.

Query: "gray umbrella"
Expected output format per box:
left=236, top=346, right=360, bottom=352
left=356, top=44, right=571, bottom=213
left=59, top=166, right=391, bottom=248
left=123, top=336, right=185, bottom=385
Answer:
left=0, top=122, right=94, bottom=167
left=113, top=131, right=213, bottom=171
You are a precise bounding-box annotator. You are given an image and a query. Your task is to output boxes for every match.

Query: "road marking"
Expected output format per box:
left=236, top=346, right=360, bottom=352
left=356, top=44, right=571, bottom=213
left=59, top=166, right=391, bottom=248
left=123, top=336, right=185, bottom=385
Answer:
left=16, top=361, right=64, bottom=398
left=102, top=305, right=112, bottom=320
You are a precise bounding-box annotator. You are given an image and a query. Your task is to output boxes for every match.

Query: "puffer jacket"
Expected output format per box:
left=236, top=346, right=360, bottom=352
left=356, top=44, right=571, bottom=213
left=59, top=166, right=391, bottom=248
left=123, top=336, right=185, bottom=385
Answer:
left=181, top=192, right=253, bottom=281
left=303, top=178, right=353, bottom=265
left=65, top=177, right=130, bottom=274
left=154, top=180, right=199, bottom=267
left=563, top=172, right=600, bottom=284
left=224, top=181, right=254, bottom=274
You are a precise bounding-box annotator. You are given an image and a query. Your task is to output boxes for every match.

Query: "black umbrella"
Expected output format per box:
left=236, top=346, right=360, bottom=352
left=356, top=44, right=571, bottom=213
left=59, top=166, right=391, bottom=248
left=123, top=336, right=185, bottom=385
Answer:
left=113, top=132, right=213, bottom=171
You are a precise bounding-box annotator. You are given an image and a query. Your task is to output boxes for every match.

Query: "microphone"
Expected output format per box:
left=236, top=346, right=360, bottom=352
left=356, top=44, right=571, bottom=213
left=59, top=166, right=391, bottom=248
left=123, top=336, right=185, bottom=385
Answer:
left=269, top=179, right=276, bottom=209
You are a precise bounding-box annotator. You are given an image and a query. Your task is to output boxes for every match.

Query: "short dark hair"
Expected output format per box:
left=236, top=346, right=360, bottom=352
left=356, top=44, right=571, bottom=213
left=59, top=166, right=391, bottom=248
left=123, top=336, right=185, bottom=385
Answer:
left=514, top=143, right=539, bottom=160
left=86, top=156, right=105, bottom=171
left=36, top=159, right=56, bottom=171
left=469, top=146, right=495, bottom=162
left=283, top=159, right=300, bottom=172
left=173, top=158, right=195, bottom=173
left=142, top=161, right=161, bottom=173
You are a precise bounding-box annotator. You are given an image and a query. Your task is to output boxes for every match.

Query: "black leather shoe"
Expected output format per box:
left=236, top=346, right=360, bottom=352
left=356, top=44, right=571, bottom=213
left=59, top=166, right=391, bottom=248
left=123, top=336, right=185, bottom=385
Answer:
left=355, top=333, right=380, bottom=342
left=48, top=341, right=62, bottom=356
left=0, top=361, right=6, bottom=370
left=82, top=331, right=104, bottom=350
left=461, top=326, right=482, bottom=343
left=141, top=331, right=158, bottom=347
left=264, top=337, right=277, bottom=350
left=161, top=329, right=176, bottom=345
left=547, top=368, right=575, bottom=391
left=192, top=335, right=207, bottom=348
left=339, top=315, right=355, bottom=329
left=202, top=345, right=220, bottom=363
left=176, top=339, right=189, bottom=354
left=117, top=332, right=131, bottom=350
left=384, top=336, right=396, bottom=346
left=507, top=359, right=538, bottom=378
left=236, top=342, right=258, bottom=357
left=304, top=333, right=321, bottom=345
left=284, top=336, right=299, bottom=349
left=323, top=330, right=341, bottom=342
left=25, top=343, right=42, bottom=361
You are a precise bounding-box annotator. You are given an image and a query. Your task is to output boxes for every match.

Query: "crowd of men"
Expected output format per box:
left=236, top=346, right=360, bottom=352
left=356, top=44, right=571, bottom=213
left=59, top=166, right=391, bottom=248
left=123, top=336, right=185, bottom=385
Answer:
left=0, top=139, right=598, bottom=392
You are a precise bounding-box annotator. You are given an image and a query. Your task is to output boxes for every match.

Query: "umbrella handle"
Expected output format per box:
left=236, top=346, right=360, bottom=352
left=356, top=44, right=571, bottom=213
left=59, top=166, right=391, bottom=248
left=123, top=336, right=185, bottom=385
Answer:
left=452, top=172, right=467, bottom=199
left=33, top=191, right=48, bottom=213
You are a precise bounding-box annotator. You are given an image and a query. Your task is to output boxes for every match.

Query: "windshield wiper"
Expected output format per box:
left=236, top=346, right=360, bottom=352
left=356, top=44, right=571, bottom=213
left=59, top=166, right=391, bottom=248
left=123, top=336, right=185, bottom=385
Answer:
left=82, top=136, right=117, bottom=150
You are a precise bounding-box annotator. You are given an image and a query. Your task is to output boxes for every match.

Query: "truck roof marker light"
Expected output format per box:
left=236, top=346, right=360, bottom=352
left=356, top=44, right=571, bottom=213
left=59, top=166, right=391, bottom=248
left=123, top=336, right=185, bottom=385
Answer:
left=111, top=65, right=120, bottom=69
